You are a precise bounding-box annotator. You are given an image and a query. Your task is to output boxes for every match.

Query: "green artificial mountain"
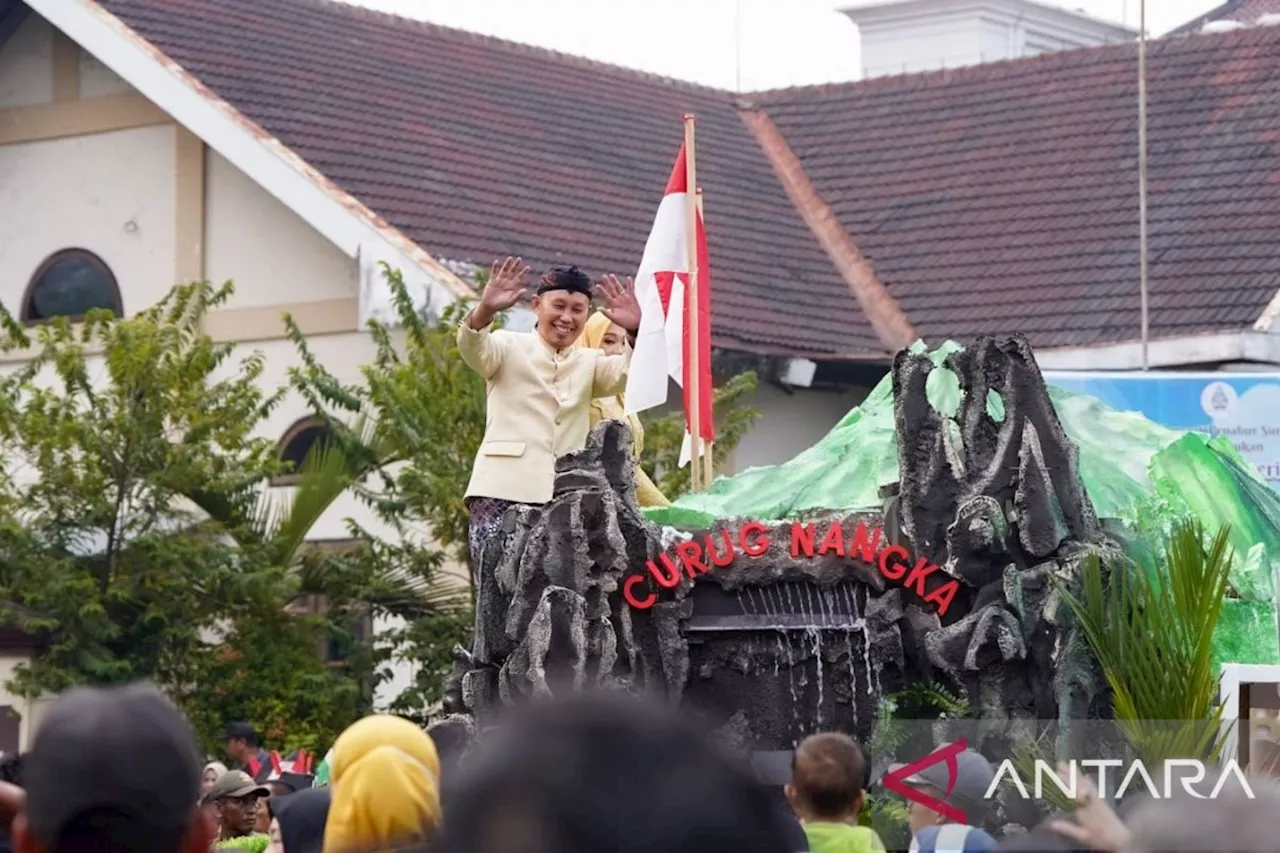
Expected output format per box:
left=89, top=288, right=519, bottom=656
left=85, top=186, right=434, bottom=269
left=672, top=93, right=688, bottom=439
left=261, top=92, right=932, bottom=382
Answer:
left=645, top=362, right=1280, bottom=666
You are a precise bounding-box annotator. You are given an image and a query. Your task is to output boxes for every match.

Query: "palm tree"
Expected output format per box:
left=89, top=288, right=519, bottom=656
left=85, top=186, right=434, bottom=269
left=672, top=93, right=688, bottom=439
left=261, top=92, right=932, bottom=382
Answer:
left=1056, top=519, right=1233, bottom=764
left=182, top=420, right=467, bottom=621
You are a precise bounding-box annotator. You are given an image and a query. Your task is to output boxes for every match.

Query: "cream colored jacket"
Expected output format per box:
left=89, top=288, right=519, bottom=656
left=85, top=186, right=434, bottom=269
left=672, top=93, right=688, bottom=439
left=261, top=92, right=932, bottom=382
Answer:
left=458, top=316, right=631, bottom=505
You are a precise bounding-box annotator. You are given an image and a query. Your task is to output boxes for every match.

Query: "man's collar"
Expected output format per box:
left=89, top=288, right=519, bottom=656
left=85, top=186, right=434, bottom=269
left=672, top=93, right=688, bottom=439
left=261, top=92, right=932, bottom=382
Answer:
left=534, top=327, right=573, bottom=355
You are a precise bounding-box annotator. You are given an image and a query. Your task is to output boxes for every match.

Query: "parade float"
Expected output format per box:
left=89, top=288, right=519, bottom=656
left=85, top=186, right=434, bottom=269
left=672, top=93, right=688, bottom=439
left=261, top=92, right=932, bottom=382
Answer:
left=444, top=334, right=1280, bottom=758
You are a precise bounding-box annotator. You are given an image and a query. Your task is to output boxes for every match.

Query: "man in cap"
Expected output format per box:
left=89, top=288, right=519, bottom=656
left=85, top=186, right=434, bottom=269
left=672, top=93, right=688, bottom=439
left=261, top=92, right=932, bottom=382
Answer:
left=11, top=684, right=213, bottom=853
left=457, top=256, right=641, bottom=566
left=888, top=748, right=995, bottom=842
left=205, top=771, right=270, bottom=843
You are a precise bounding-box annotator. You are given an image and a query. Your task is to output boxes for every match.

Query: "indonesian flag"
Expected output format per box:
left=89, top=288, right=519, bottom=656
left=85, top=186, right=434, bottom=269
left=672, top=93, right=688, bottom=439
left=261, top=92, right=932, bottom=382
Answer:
left=624, top=143, right=714, bottom=466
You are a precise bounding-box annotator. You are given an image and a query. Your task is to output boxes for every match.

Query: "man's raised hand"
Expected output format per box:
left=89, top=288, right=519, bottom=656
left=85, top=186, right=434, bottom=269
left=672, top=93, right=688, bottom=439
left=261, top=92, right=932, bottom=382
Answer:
left=597, top=274, right=641, bottom=333
left=482, top=257, right=531, bottom=312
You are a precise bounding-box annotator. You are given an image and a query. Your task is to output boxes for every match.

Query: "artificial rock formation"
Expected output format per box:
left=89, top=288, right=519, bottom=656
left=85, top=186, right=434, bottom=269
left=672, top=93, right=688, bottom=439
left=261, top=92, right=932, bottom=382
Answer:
left=894, top=336, right=1113, bottom=729
left=447, top=334, right=1110, bottom=756
left=447, top=420, right=689, bottom=720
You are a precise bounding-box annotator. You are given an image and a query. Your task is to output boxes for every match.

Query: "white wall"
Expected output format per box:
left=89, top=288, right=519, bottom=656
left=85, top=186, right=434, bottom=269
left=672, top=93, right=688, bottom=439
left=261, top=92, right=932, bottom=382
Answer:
left=729, top=382, right=870, bottom=471
left=847, top=0, right=1134, bottom=78
left=78, top=49, right=133, bottom=99
left=0, top=654, right=53, bottom=752
left=0, top=15, right=52, bottom=108
left=205, top=152, right=358, bottom=307
left=0, top=125, right=177, bottom=317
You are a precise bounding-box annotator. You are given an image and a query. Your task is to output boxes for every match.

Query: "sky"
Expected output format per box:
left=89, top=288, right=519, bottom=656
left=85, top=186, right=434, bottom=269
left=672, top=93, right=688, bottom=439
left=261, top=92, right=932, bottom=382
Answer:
left=341, top=0, right=1225, bottom=90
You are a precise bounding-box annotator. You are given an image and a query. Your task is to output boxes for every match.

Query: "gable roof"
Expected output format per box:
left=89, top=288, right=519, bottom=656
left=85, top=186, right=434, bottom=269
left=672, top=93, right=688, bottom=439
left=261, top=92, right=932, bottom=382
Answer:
left=89, top=0, right=887, bottom=359
left=758, top=26, right=1280, bottom=351
left=24, top=0, right=1280, bottom=367
left=25, top=0, right=477, bottom=327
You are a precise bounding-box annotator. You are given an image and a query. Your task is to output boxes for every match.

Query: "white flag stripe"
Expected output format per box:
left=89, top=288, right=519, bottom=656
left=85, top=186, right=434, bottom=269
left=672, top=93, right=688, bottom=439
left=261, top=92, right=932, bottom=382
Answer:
left=626, top=190, right=692, bottom=415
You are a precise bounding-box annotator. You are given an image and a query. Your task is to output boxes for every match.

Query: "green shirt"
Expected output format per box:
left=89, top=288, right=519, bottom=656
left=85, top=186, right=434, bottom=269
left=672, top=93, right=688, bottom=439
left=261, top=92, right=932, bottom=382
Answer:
left=803, top=822, right=887, bottom=853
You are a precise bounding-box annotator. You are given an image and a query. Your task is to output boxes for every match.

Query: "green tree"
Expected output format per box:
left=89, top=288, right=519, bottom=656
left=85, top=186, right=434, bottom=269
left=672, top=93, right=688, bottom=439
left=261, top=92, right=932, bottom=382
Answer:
left=0, top=283, right=442, bottom=751
left=0, top=284, right=287, bottom=697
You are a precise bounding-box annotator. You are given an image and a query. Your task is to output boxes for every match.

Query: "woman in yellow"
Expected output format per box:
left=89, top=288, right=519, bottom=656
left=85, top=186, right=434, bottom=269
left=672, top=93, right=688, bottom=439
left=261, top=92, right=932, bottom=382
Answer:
left=323, top=716, right=441, bottom=853
left=577, top=312, right=671, bottom=507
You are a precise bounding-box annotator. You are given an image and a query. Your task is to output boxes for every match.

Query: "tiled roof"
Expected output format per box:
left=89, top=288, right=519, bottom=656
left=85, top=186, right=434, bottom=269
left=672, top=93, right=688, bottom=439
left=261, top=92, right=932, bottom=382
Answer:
left=95, top=0, right=886, bottom=359
left=1171, top=0, right=1280, bottom=34
left=759, top=26, right=1280, bottom=348
left=92, top=0, right=1280, bottom=356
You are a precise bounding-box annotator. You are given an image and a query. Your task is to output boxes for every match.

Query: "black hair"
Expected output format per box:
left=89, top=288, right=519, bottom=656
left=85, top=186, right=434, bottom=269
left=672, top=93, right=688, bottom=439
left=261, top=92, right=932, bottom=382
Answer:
left=0, top=753, right=23, bottom=787
left=52, top=807, right=188, bottom=853
left=223, top=722, right=258, bottom=747
left=438, top=692, right=795, bottom=853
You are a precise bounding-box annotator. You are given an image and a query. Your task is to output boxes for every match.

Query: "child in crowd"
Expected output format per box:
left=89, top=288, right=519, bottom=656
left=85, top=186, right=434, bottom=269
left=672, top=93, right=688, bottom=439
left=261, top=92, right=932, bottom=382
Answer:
left=786, top=733, right=886, bottom=853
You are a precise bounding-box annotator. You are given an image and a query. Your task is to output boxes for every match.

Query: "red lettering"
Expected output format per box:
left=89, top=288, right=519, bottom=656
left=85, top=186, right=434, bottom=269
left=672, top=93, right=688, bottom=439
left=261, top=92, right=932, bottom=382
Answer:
left=705, top=530, right=736, bottom=568
left=646, top=553, right=681, bottom=589
left=818, top=521, right=846, bottom=557
left=790, top=522, right=816, bottom=558
left=924, top=580, right=959, bottom=616
left=904, top=557, right=941, bottom=598
left=878, top=545, right=909, bottom=581
left=676, top=540, right=709, bottom=578
left=740, top=522, right=771, bottom=557
left=849, top=523, right=883, bottom=563
left=623, top=574, right=657, bottom=610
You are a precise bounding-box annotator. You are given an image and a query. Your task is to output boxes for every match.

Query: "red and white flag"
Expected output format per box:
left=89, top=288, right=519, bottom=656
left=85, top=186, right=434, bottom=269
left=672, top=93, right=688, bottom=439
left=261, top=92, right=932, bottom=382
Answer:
left=624, top=143, right=714, bottom=466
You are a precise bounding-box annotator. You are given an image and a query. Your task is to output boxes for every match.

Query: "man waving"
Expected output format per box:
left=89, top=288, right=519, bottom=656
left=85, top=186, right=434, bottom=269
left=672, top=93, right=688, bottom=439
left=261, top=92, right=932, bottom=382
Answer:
left=458, top=257, right=642, bottom=565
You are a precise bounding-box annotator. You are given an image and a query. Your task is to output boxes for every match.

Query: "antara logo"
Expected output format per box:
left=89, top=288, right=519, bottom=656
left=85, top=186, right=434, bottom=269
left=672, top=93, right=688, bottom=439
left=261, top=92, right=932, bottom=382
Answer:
left=621, top=519, right=960, bottom=615
left=989, top=758, right=1256, bottom=801
left=881, top=739, right=970, bottom=823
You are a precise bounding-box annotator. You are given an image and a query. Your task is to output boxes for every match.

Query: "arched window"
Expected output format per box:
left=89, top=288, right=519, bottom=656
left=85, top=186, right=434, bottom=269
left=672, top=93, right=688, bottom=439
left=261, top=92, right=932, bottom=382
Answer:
left=272, top=416, right=333, bottom=485
left=22, top=249, right=123, bottom=323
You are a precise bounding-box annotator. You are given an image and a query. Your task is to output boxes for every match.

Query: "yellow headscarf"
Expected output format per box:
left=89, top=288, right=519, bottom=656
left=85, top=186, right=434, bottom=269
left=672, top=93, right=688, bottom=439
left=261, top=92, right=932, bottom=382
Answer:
left=575, top=312, right=670, bottom=507
left=577, top=311, right=618, bottom=352
left=322, top=716, right=441, bottom=853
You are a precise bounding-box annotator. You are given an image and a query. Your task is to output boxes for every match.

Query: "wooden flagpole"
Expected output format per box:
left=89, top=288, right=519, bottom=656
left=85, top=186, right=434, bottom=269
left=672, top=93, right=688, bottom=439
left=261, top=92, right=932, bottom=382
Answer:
left=696, top=187, right=714, bottom=489
left=683, top=113, right=705, bottom=493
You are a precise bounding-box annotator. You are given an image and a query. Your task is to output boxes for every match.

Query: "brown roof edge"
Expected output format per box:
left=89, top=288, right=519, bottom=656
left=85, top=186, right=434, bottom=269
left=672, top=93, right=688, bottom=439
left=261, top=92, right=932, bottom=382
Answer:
left=738, top=107, right=917, bottom=352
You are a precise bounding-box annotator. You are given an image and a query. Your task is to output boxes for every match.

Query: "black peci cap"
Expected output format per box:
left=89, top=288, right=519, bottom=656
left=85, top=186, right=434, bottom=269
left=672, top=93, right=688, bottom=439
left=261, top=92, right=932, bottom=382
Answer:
left=24, top=685, right=202, bottom=842
left=535, top=266, right=592, bottom=297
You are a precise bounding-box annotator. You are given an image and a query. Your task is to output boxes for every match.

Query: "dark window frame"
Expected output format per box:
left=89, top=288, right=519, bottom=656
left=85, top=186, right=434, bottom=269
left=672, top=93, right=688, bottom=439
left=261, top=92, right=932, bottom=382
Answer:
left=21, top=248, right=124, bottom=325
left=271, top=415, right=334, bottom=486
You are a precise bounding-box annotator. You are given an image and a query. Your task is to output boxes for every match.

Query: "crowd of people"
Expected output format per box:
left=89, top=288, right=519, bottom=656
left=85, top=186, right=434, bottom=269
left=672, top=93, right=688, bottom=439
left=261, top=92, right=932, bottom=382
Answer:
left=0, top=683, right=1270, bottom=853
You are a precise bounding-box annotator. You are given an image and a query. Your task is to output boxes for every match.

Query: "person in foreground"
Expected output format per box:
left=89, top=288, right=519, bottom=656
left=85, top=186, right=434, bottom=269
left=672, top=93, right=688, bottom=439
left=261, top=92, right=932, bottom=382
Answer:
left=576, top=311, right=670, bottom=507
left=13, top=684, right=213, bottom=853
left=438, top=691, right=796, bottom=853
left=458, top=257, right=642, bottom=565
left=323, top=716, right=440, bottom=853
left=785, top=733, right=885, bottom=853
left=268, top=788, right=330, bottom=853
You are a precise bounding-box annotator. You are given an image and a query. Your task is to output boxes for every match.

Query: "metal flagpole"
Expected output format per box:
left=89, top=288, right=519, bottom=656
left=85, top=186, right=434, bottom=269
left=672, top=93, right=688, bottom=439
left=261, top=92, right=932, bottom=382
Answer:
left=683, top=114, right=706, bottom=492
left=1138, top=0, right=1150, bottom=370
left=696, top=187, right=714, bottom=488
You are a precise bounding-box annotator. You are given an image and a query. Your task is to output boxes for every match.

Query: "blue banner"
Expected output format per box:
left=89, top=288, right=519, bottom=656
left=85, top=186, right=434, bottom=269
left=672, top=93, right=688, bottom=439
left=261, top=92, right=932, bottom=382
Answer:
left=1044, top=372, right=1280, bottom=491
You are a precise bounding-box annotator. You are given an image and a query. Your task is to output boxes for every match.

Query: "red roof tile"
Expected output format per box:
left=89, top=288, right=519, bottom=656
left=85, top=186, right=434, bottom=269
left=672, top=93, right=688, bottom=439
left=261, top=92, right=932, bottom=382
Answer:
left=759, top=27, right=1280, bottom=348
left=95, top=0, right=886, bottom=359
left=91, top=0, right=1280, bottom=356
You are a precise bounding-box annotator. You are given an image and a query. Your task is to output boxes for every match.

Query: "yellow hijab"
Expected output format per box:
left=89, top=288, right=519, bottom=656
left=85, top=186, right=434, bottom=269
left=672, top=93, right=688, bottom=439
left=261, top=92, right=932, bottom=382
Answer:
left=577, top=313, right=641, bottom=431
left=576, top=312, right=670, bottom=507
left=322, top=716, right=441, bottom=853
